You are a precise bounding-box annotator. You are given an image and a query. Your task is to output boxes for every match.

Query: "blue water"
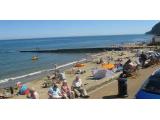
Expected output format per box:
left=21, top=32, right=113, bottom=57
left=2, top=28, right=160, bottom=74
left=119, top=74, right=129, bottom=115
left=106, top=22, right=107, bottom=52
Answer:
left=0, top=34, right=152, bottom=81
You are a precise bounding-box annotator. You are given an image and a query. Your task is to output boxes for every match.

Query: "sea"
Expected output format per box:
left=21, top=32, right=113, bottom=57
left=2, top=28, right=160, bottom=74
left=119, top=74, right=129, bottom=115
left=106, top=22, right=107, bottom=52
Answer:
left=0, top=34, right=153, bottom=86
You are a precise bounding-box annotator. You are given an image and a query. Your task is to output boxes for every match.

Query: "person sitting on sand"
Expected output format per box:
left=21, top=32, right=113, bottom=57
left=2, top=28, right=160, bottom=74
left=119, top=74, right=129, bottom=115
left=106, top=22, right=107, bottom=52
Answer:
left=58, top=71, right=66, bottom=83
left=16, top=82, right=30, bottom=96
left=71, top=76, right=89, bottom=98
left=28, top=87, right=39, bottom=99
left=61, top=81, right=74, bottom=99
left=140, top=51, right=147, bottom=68
left=97, top=57, right=104, bottom=64
left=75, top=69, right=86, bottom=74
left=42, top=75, right=53, bottom=88
left=48, top=83, right=62, bottom=99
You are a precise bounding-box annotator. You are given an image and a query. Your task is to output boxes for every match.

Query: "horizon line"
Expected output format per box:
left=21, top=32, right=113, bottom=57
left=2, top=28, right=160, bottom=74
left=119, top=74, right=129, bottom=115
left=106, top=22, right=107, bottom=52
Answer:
left=0, top=33, right=146, bottom=41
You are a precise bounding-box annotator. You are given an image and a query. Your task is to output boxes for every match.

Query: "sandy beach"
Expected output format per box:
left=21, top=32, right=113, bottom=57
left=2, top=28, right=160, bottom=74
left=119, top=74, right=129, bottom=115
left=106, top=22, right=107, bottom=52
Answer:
left=89, top=64, right=160, bottom=99
left=9, top=49, right=141, bottom=99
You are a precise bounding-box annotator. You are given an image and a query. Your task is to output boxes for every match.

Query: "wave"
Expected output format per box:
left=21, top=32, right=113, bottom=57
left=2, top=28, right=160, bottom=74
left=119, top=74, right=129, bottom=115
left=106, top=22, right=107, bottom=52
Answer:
left=0, top=58, right=87, bottom=84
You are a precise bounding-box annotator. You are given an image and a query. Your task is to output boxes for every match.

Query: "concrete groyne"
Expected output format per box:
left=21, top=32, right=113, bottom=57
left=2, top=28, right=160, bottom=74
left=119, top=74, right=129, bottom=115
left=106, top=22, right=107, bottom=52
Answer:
left=20, top=46, right=156, bottom=53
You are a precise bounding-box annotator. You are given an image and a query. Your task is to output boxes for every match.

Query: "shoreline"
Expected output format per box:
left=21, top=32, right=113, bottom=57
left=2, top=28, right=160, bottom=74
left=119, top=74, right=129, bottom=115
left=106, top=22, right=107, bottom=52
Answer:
left=0, top=57, right=88, bottom=88
left=0, top=43, right=155, bottom=98
left=0, top=39, right=153, bottom=88
left=1, top=44, right=155, bottom=88
left=11, top=50, right=137, bottom=99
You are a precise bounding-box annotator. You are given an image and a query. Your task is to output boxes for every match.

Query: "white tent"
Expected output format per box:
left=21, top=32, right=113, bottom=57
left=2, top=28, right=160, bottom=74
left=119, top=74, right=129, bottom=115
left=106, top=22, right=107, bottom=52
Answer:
left=92, top=69, right=115, bottom=79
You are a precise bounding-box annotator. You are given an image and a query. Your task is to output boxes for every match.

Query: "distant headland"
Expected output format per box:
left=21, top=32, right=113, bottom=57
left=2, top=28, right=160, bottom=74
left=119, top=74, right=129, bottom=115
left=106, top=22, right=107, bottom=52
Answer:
left=146, top=21, right=160, bottom=35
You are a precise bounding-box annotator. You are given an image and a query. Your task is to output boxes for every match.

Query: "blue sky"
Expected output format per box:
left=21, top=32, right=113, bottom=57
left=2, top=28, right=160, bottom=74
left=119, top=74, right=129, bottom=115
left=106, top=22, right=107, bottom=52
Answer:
left=0, top=20, right=159, bottom=40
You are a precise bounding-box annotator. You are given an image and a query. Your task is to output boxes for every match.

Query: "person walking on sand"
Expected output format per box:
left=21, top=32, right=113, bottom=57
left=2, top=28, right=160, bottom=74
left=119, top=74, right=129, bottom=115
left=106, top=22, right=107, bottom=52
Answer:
left=118, top=72, right=128, bottom=97
left=71, top=76, right=89, bottom=98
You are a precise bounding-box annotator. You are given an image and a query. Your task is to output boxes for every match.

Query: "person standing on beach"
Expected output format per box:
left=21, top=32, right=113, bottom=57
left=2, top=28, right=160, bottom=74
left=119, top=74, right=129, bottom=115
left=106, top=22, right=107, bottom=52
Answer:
left=9, top=87, right=14, bottom=96
left=118, top=72, right=128, bottom=97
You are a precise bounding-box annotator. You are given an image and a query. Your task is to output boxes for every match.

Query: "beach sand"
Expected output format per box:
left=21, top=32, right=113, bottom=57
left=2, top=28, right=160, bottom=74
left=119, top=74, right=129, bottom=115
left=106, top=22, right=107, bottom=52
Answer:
left=89, top=63, right=160, bottom=99
left=11, top=50, right=138, bottom=99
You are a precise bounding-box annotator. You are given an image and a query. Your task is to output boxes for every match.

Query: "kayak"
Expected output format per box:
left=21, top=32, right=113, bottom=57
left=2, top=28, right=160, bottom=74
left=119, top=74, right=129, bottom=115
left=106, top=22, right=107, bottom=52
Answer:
left=32, top=56, right=38, bottom=60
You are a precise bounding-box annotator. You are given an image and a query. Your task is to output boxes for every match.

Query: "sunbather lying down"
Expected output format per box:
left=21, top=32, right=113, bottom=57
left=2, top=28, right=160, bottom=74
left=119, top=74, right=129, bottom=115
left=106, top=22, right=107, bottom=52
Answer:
left=75, top=69, right=86, bottom=74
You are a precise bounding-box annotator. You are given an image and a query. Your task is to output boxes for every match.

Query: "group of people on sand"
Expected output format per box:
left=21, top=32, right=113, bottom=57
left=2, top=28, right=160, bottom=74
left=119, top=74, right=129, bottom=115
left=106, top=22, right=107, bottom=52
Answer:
left=0, top=82, right=39, bottom=99
left=48, top=76, right=89, bottom=99
left=117, top=50, right=160, bottom=98
left=14, top=75, right=89, bottom=99
left=15, top=82, right=39, bottom=99
left=1, top=50, right=159, bottom=99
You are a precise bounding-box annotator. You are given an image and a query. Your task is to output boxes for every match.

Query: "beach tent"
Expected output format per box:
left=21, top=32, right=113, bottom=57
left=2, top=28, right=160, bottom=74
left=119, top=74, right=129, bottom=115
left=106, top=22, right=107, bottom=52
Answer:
left=92, top=69, right=115, bottom=79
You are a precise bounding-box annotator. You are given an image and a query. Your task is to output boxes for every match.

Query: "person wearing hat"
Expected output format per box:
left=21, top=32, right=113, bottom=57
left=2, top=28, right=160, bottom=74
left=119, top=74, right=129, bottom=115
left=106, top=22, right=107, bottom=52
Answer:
left=71, top=76, right=89, bottom=98
left=48, top=83, right=62, bottom=99
left=16, top=82, right=30, bottom=96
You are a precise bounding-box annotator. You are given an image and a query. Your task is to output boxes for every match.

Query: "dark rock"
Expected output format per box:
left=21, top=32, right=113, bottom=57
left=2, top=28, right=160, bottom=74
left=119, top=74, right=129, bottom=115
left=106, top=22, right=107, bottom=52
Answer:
left=146, top=22, right=160, bottom=35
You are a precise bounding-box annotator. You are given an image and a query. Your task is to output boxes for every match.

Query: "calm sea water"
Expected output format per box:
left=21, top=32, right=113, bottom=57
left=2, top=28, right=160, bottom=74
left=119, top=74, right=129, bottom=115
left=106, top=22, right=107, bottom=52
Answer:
left=0, top=34, right=152, bottom=81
